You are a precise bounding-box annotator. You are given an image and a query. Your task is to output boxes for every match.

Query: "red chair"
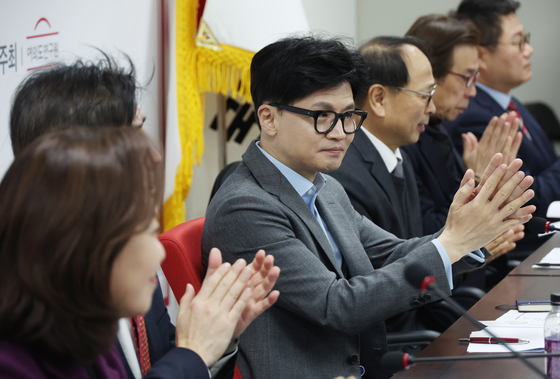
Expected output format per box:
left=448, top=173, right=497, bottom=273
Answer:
left=159, top=217, right=243, bottom=379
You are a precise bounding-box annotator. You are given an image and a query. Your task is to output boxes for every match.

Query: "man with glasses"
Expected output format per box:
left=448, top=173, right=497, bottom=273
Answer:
left=330, top=35, right=462, bottom=336
left=444, top=0, right=560, bottom=250
left=202, top=35, right=535, bottom=379
left=330, top=36, right=436, bottom=243
left=404, top=14, right=525, bottom=266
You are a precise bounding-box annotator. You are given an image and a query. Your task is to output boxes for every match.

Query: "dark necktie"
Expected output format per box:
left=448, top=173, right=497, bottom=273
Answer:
left=392, top=158, right=404, bottom=179
left=391, top=159, right=407, bottom=222
left=507, top=100, right=532, bottom=141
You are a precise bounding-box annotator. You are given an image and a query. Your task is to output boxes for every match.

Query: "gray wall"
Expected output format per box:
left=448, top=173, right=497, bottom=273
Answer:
left=356, top=0, right=560, bottom=118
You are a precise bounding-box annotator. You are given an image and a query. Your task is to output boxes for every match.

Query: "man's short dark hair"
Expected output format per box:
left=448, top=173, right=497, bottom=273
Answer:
left=250, top=35, right=369, bottom=124
left=10, top=54, right=138, bottom=154
left=455, top=0, right=520, bottom=51
left=406, top=14, right=479, bottom=80
left=356, top=36, right=432, bottom=107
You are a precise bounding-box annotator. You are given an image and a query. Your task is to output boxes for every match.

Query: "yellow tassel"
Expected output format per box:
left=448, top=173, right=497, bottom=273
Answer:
left=164, top=0, right=254, bottom=232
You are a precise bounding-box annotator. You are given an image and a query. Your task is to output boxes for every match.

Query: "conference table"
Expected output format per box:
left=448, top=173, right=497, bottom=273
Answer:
left=392, top=233, right=560, bottom=379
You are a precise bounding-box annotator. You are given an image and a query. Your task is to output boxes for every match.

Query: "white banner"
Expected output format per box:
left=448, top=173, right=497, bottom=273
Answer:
left=0, top=0, right=162, bottom=179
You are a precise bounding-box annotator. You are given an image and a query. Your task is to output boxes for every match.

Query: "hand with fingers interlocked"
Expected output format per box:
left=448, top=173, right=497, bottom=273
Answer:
left=437, top=153, right=535, bottom=263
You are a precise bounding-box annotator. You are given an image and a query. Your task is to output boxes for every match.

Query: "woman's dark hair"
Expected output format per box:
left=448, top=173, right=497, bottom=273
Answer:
left=250, top=35, right=369, bottom=126
left=0, top=126, right=163, bottom=363
left=455, top=0, right=520, bottom=51
left=10, top=53, right=138, bottom=154
left=406, top=14, right=480, bottom=80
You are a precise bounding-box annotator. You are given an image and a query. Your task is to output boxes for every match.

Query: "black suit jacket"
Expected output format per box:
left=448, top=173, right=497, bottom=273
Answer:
left=117, top=283, right=236, bottom=379
left=443, top=87, right=559, bottom=249
left=401, top=124, right=465, bottom=235
left=330, top=129, right=422, bottom=239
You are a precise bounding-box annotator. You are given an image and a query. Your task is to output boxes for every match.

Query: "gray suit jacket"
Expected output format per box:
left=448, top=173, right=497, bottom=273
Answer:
left=202, top=141, right=482, bottom=379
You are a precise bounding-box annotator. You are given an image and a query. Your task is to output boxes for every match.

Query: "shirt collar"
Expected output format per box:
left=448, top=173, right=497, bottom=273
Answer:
left=476, top=82, right=511, bottom=110
left=255, top=141, right=326, bottom=198
left=361, top=127, right=403, bottom=172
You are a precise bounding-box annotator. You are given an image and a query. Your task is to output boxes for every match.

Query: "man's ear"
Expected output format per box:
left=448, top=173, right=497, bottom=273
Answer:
left=257, top=104, right=277, bottom=137
left=367, top=84, right=387, bottom=118
left=476, top=45, right=491, bottom=73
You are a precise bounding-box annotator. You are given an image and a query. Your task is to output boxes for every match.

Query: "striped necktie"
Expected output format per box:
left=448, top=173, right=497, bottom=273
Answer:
left=507, top=100, right=532, bottom=141
left=131, top=315, right=151, bottom=376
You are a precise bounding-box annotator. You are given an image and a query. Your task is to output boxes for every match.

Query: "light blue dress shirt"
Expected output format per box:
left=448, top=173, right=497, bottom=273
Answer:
left=256, top=142, right=344, bottom=268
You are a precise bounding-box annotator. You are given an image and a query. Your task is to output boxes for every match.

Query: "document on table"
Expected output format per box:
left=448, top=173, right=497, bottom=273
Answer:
left=467, top=326, right=544, bottom=352
left=532, top=247, right=560, bottom=269
left=468, top=311, right=547, bottom=353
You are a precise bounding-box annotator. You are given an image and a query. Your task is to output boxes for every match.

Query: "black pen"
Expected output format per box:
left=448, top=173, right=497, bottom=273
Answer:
left=535, top=263, right=560, bottom=267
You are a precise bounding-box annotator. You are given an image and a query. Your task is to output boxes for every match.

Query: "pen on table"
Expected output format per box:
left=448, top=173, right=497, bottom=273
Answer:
left=459, top=337, right=530, bottom=344
left=534, top=263, right=560, bottom=267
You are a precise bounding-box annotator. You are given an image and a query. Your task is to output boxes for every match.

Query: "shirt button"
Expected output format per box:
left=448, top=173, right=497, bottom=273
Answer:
left=307, top=189, right=313, bottom=195
left=348, top=354, right=359, bottom=365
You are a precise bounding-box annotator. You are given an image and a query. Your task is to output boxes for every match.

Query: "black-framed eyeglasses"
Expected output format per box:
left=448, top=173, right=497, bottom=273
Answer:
left=490, top=32, right=531, bottom=52
left=395, top=85, right=437, bottom=107
left=448, top=71, right=480, bottom=88
left=269, top=104, right=367, bottom=134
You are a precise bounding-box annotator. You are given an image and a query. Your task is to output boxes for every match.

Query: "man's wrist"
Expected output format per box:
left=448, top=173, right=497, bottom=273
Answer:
left=436, top=232, right=466, bottom=264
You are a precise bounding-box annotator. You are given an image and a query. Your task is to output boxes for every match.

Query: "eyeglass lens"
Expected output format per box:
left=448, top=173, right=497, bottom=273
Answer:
left=315, top=111, right=361, bottom=133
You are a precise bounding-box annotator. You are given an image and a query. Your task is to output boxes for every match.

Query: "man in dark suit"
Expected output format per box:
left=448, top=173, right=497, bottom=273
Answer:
left=202, top=35, right=535, bottom=379
left=444, top=0, right=560, bottom=250
left=330, top=36, right=435, bottom=240
left=9, top=56, right=280, bottom=379
left=403, top=13, right=525, bottom=264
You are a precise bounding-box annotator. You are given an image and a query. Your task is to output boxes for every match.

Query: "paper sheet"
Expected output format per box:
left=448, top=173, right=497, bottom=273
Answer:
left=532, top=247, right=560, bottom=269
left=467, top=311, right=547, bottom=353
left=467, top=326, right=544, bottom=353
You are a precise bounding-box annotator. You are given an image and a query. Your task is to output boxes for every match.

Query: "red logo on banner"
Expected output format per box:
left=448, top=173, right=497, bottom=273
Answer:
left=26, top=18, right=60, bottom=71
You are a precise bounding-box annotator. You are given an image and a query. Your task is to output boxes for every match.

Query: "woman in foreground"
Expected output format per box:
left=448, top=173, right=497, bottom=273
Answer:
left=0, top=127, right=279, bottom=378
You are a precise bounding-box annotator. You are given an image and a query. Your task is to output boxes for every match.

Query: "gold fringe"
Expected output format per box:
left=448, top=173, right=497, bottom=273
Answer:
left=163, top=0, right=254, bottom=231
left=196, top=44, right=254, bottom=103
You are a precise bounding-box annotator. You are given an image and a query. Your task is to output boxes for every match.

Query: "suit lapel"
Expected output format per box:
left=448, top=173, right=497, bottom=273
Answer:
left=418, top=129, right=461, bottom=198
left=477, top=88, right=554, bottom=159
left=473, top=87, right=501, bottom=113
left=353, top=130, right=401, bottom=208
left=243, top=142, right=345, bottom=278
left=316, top=192, right=371, bottom=278
left=512, top=97, right=554, bottom=157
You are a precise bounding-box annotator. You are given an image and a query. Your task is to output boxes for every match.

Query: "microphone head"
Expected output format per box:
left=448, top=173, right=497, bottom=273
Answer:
left=526, top=217, right=549, bottom=234
left=405, top=263, right=434, bottom=291
left=381, top=351, right=412, bottom=371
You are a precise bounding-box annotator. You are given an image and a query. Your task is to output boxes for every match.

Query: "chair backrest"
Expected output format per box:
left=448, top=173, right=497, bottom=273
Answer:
left=159, top=217, right=243, bottom=379
left=159, top=217, right=206, bottom=299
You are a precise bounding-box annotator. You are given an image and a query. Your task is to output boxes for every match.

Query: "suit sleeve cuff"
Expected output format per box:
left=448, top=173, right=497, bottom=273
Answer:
left=143, top=347, right=210, bottom=379
left=431, top=239, right=453, bottom=290
left=209, top=346, right=237, bottom=378
left=466, top=249, right=486, bottom=263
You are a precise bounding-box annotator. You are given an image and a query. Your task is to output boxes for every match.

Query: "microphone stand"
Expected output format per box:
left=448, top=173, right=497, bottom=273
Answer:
left=382, top=350, right=560, bottom=375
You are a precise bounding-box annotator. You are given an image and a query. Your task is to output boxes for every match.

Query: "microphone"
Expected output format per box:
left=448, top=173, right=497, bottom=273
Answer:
left=527, top=217, right=558, bottom=234
left=382, top=350, right=560, bottom=372
left=404, top=262, right=547, bottom=378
